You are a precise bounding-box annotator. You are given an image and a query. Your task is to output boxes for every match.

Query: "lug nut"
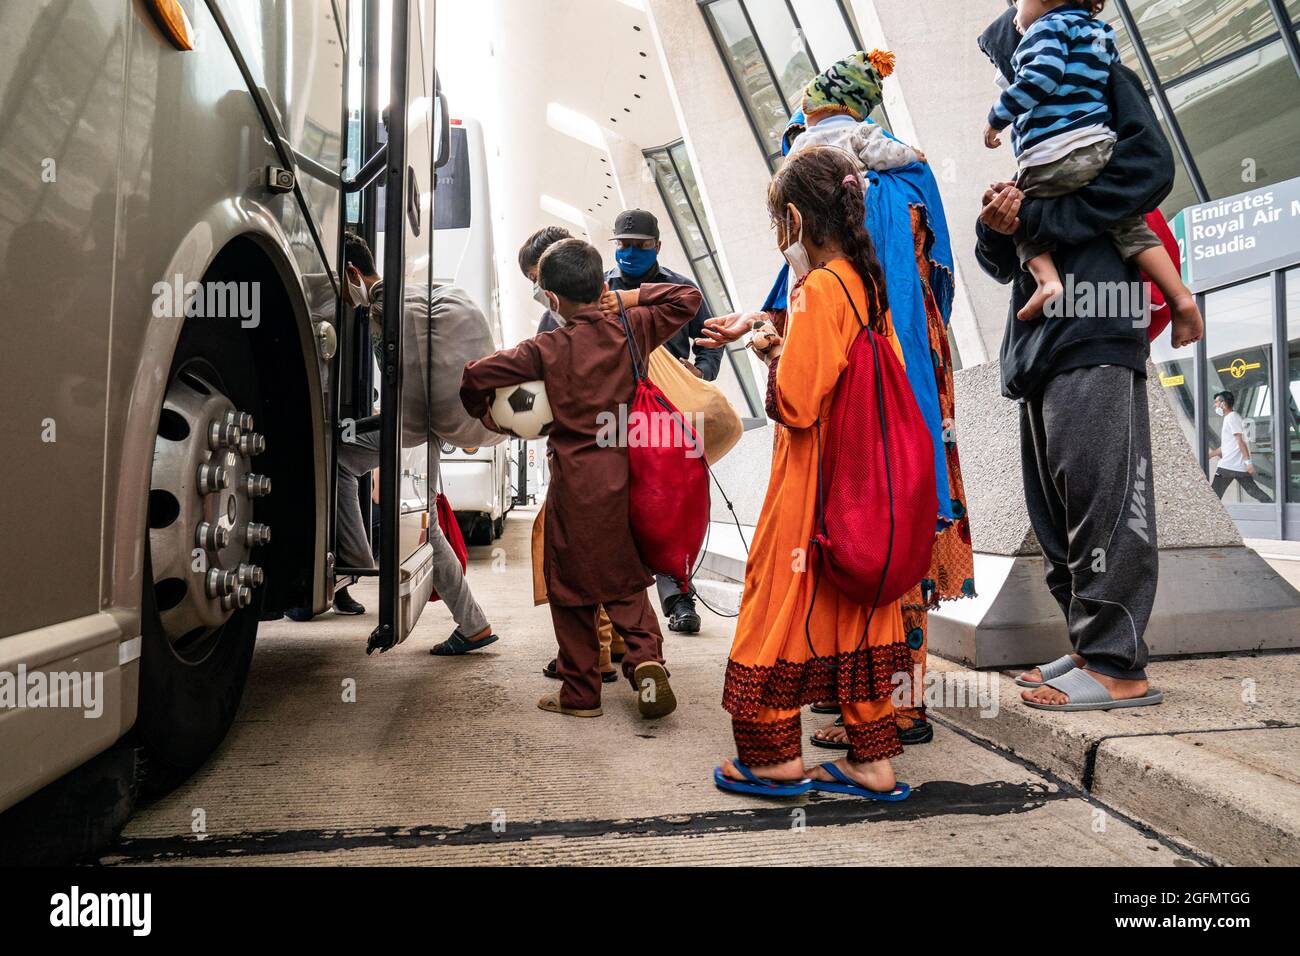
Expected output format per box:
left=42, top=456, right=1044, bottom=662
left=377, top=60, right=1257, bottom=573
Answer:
left=197, top=463, right=230, bottom=494
left=195, top=521, right=230, bottom=550
left=236, top=562, right=264, bottom=587
left=205, top=568, right=239, bottom=599
left=239, top=431, right=266, bottom=457
left=236, top=412, right=254, bottom=432
left=244, top=474, right=271, bottom=498
left=246, top=522, right=271, bottom=547
left=221, top=586, right=252, bottom=611
left=208, top=419, right=241, bottom=450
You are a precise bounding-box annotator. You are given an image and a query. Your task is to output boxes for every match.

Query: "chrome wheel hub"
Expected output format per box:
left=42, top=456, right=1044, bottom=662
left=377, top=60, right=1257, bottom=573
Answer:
left=149, top=369, right=268, bottom=658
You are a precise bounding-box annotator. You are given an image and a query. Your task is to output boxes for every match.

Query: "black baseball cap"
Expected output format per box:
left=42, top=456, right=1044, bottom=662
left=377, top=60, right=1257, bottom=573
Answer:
left=611, top=209, right=659, bottom=241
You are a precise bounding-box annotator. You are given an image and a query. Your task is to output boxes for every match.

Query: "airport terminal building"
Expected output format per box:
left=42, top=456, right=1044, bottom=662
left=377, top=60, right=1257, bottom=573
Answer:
left=586, top=0, right=1300, bottom=541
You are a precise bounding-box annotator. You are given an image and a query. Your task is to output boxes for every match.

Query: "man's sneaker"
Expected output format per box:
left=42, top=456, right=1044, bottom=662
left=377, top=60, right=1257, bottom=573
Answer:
left=284, top=606, right=315, bottom=623
left=333, top=587, right=365, bottom=615
left=667, top=600, right=701, bottom=634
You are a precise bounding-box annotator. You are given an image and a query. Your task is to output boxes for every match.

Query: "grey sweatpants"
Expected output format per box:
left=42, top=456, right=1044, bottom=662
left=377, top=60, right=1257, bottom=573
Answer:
left=336, top=435, right=489, bottom=636
left=1019, top=365, right=1157, bottom=680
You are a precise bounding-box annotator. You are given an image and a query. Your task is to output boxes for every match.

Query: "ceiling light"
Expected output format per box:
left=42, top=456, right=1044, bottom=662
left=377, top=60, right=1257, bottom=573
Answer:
left=546, top=103, right=606, bottom=151
left=540, top=194, right=587, bottom=227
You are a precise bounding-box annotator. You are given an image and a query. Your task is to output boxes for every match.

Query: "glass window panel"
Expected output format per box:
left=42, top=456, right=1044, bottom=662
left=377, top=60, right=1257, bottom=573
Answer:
left=1128, top=0, right=1278, bottom=82
left=1166, top=41, right=1300, bottom=204
left=745, top=0, right=817, bottom=112
left=1286, top=269, right=1300, bottom=503
left=648, top=150, right=709, bottom=259
left=1205, top=278, right=1276, bottom=503
left=669, top=142, right=717, bottom=249
left=705, top=0, right=789, bottom=159
left=1151, top=96, right=1201, bottom=216
left=1111, top=9, right=1141, bottom=78
left=1151, top=323, right=1200, bottom=452
left=789, top=0, right=858, bottom=70
left=1288, top=0, right=1300, bottom=23
left=692, top=253, right=734, bottom=315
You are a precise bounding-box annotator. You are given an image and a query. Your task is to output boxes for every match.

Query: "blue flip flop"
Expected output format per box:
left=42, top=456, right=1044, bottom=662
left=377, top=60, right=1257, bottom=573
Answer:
left=713, top=761, right=813, bottom=797
left=810, top=762, right=910, bottom=801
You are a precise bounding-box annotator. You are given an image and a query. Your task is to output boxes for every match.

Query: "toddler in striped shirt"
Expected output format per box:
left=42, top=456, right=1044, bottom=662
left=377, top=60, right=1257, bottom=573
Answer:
left=984, top=0, right=1201, bottom=339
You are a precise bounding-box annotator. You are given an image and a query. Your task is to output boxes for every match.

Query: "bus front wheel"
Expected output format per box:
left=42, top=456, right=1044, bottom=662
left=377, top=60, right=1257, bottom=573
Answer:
left=134, top=324, right=267, bottom=790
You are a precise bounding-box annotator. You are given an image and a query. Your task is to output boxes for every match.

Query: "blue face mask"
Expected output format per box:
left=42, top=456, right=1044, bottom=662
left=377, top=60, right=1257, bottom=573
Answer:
left=615, top=245, right=658, bottom=279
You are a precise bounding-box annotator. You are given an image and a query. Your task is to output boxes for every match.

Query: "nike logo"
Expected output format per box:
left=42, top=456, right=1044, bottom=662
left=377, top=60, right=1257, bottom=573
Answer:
left=1127, top=455, right=1150, bottom=544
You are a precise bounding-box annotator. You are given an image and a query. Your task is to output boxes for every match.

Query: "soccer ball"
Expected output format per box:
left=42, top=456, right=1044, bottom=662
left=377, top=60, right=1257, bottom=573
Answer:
left=491, top=380, right=553, bottom=439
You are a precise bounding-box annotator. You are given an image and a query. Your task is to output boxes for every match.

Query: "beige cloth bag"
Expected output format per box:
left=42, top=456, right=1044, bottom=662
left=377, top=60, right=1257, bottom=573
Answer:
left=531, top=505, right=548, bottom=606
left=646, top=347, right=743, bottom=464
left=530, top=504, right=624, bottom=659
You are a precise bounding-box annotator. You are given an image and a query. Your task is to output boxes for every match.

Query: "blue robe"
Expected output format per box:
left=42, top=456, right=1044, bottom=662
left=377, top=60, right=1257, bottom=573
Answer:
left=762, top=157, right=957, bottom=524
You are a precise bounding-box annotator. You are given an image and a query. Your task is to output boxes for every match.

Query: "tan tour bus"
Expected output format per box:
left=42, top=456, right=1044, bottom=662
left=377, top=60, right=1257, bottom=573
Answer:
left=0, top=0, right=448, bottom=832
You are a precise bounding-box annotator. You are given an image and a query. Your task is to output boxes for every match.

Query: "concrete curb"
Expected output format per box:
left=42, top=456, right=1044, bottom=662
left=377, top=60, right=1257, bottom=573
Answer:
left=926, top=655, right=1300, bottom=866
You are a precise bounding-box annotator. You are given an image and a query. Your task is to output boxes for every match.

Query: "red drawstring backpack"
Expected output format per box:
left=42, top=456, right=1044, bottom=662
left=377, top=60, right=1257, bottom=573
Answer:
left=616, top=293, right=710, bottom=591
left=1142, top=210, right=1180, bottom=343
left=427, top=491, right=468, bottom=603
left=809, top=268, right=936, bottom=613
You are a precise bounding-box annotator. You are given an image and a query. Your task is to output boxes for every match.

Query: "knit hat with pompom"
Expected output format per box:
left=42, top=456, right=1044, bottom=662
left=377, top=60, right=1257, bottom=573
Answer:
left=802, top=49, right=896, bottom=121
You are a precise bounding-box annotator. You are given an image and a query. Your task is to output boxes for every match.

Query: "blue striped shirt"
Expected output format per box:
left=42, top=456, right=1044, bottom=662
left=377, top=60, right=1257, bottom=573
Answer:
left=989, top=4, right=1118, bottom=156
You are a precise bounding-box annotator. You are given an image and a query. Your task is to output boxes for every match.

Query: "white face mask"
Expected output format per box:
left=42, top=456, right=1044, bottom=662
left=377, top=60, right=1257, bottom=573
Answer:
left=1215, top=404, right=1225, bottom=417
left=543, top=290, right=566, bottom=326
left=532, top=282, right=549, bottom=307
left=347, top=273, right=370, bottom=308
left=781, top=208, right=812, bottom=279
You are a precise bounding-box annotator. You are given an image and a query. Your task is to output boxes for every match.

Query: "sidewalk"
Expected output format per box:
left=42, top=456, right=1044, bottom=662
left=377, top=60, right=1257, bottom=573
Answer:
left=927, top=652, right=1300, bottom=866
left=699, top=532, right=1300, bottom=864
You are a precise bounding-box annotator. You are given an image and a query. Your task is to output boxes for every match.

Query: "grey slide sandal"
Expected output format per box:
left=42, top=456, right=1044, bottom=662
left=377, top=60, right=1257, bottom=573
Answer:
left=1014, top=653, right=1079, bottom=688
left=1022, top=668, right=1163, bottom=712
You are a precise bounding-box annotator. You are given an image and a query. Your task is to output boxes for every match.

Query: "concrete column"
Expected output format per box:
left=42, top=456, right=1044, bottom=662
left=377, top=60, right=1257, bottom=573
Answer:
left=845, top=0, right=1013, bottom=365
left=642, top=0, right=781, bottom=312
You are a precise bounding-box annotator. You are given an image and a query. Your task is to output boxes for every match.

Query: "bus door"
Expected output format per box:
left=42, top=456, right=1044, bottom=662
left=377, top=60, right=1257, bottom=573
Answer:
left=344, top=0, right=448, bottom=653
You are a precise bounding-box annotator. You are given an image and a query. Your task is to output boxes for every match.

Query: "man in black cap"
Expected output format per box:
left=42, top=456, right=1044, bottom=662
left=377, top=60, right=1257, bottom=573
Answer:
left=602, top=208, right=720, bottom=635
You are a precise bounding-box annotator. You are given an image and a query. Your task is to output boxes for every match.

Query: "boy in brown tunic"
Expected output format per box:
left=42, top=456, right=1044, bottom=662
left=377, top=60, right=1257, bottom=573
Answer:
left=460, top=239, right=702, bottom=719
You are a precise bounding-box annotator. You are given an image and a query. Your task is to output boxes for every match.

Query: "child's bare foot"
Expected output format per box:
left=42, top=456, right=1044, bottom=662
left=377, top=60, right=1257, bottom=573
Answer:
left=1169, top=294, right=1204, bottom=347
left=1018, top=279, right=1063, bottom=322
left=719, top=757, right=806, bottom=783
left=807, top=756, right=897, bottom=793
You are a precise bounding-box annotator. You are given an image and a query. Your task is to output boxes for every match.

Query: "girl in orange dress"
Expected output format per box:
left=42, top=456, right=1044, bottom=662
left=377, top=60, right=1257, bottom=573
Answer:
left=714, top=146, right=913, bottom=799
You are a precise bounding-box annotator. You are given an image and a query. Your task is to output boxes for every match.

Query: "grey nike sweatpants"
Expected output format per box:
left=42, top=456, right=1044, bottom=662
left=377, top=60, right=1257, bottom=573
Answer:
left=1019, top=365, right=1157, bottom=680
left=336, top=435, right=489, bottom=636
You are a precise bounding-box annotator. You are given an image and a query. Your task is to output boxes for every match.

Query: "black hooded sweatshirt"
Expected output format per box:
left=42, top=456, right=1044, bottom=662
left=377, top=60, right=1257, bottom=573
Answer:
left=974, top=8, right=1173, bottom=400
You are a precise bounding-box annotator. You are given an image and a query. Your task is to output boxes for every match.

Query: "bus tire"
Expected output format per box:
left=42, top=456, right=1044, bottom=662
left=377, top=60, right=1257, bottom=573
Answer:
left=133, top=319, right=265, bottom=792
left=468, top=513, right=493, bottom=546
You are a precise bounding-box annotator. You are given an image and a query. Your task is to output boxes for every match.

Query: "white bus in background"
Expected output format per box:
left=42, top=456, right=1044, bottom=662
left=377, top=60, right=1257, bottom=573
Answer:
left=433, top=115, right=516, bottom=545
